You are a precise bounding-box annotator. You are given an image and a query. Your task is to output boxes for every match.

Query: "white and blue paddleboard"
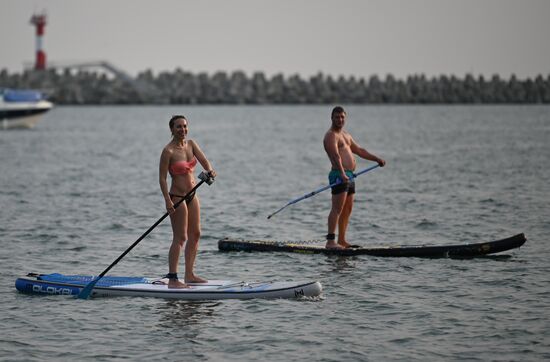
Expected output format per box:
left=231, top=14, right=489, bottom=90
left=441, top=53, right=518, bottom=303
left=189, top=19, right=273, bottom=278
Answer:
left=15, top=273, right=322, bottom=300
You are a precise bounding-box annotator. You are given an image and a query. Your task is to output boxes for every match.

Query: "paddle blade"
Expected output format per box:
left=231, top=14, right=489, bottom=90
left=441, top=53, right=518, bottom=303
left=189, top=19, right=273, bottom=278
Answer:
left=76, top=276, right=101, bottom=299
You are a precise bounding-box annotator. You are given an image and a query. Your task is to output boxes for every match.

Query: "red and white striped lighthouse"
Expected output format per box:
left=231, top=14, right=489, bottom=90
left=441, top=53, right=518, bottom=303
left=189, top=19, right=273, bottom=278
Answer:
left=30, top=13, right=47, bottom=70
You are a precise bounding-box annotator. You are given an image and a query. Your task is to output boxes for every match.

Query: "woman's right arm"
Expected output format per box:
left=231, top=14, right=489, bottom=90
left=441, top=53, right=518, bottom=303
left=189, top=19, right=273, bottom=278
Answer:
left=159, top=148, right=174, bottom=213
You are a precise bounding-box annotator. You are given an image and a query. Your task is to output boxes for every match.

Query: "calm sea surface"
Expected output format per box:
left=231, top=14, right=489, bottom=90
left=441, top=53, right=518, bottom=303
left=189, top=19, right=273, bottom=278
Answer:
left=1, top=105, right=549, bottom=361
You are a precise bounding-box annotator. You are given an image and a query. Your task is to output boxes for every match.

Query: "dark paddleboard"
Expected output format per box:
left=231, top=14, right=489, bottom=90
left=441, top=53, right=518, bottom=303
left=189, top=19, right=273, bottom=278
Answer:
left=218, top=233, right=526, bottom=258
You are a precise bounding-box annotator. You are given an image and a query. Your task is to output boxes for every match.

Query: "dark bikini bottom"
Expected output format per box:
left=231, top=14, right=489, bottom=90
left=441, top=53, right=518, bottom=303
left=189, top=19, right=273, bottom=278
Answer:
left=169, top=191, right=196, bottom=205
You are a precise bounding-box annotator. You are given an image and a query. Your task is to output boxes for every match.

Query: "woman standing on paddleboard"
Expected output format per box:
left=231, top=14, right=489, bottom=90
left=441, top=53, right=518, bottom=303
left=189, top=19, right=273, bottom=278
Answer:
left=159, top=115, right=216, bottom=288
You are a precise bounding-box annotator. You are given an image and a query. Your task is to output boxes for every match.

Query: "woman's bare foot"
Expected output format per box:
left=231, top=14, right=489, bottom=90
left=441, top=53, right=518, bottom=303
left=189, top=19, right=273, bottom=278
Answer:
left=185, top=274, right=208, bottom=283
left=168, top=279, right=189, bottom=289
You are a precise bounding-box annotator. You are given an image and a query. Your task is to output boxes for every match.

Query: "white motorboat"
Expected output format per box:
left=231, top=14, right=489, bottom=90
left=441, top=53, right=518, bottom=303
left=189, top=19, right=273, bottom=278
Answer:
left=0, top=88, right=53, bottom=129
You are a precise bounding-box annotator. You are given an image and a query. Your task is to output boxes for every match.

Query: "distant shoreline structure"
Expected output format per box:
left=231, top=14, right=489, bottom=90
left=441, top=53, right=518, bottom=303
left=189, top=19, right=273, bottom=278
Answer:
left=1, top=68, right=548, bottom=105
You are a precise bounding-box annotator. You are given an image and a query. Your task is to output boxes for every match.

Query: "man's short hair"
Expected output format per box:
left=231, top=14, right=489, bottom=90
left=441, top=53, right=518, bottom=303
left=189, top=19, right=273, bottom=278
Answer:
left=331, top=106, right=346, bottom=117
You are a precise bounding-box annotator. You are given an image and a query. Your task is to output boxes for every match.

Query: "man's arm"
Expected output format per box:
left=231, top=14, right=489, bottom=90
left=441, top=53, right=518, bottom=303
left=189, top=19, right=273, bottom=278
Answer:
left=350, top=137, right=386, bottom=166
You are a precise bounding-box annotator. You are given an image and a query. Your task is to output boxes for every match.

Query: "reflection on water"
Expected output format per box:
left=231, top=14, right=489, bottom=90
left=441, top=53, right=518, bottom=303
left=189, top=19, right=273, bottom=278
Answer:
left=324, top=255, right=360, bottom=273
left=156, top=300, right=221, bottom=328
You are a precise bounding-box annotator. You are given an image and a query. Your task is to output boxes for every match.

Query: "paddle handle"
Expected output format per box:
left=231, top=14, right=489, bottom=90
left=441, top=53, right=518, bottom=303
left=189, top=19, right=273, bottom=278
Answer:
left=351, top=164, right=380, bottom=179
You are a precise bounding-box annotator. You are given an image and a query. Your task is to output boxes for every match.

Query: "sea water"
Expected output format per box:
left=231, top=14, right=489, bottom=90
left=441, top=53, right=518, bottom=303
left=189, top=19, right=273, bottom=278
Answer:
left=0, top=105, right=549, bottom=361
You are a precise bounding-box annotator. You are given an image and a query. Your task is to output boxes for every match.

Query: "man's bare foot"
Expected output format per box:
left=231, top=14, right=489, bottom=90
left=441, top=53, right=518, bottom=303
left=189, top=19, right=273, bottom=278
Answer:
left=325, top=241, right=344, bottom=249
left=168, top=279, right=189, bottom=289
left=185, top=274, right=208, bottom=283
left=338, top=240, right=353, bottom=248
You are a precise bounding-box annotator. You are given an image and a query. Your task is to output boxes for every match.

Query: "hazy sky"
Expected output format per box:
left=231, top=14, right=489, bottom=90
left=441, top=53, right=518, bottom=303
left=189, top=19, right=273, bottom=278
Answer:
left=1, top=0, right=549, bottom=79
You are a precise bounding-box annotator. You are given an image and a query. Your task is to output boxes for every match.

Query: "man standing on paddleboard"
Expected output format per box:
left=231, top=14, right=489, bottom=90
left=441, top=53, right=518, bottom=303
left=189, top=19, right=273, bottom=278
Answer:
left=159, top=115, right=216, bottom=288
left=323, top=106, right=386, bottom=249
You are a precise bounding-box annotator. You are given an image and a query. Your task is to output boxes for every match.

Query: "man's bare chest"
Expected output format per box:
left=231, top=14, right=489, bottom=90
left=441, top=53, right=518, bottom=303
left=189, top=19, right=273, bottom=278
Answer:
left=336, top=134, right=352, bottom=149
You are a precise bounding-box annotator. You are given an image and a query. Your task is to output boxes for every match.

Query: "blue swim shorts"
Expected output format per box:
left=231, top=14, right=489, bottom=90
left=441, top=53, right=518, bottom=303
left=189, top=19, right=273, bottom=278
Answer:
left=328, top=170, right=356, bottom=195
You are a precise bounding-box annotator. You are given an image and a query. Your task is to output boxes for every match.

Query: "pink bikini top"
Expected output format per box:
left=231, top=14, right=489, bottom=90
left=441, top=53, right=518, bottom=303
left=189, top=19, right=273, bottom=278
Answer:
left=169, top=157, right=197, bottom=175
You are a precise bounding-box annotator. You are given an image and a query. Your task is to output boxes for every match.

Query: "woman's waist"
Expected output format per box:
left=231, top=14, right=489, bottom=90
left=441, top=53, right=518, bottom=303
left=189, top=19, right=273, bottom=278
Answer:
left=170, top=178, right=196, bottom=194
